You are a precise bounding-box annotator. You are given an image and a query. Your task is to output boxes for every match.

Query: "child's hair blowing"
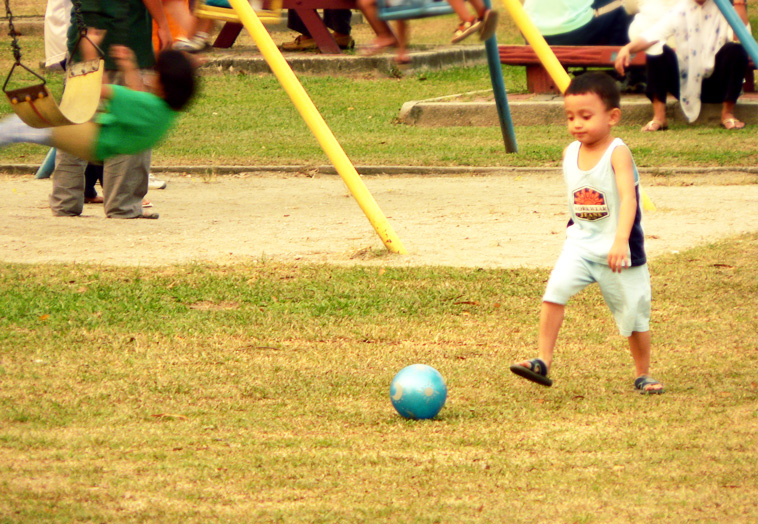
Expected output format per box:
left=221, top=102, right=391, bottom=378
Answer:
left=565, top=72, right=621, bottom=110
left=156, top=50, right=196, bottom=111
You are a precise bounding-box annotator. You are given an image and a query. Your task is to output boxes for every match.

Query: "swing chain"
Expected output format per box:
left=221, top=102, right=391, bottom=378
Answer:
left=4, top=0, right=22, bottom=64
left=71, top=0, right=87, bottom=37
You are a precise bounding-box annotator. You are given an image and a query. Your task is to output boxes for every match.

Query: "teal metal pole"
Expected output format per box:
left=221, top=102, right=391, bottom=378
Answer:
left=712, top=0, right=758, bottom=66
left=483, top=0, right=518, bottom=153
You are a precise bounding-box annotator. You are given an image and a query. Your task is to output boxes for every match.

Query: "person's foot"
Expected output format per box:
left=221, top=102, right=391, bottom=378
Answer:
left=142, top=199, right=153, bottom=208
left=509, top=358, right=553, bottom=387
left=641, top=119, right=668, bottom=132
left=451, top=18, right=481, bottom=44
left=173, top=32, right=211, bottom=53
left=84, top=195, right=104, bottom=204
left=148, top=173, right=167, bottom=190
left=359, top=37, right=398, bottom=56
left=634, top=375, right=665, bottom=394
left=332, top=32, right=355, bottom=50
left=138, top=211, right=160, bottom=219
left=721, top=117, right=745, bottom=130
left=281, top=35, right=318, bottom=51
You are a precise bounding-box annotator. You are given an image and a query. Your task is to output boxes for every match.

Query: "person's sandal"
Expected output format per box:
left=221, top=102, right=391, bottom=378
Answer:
left=451, top=18, right=482, bottom=43
left=510, top=358, right=552, bottom=387
left=634, top=376, right=665, bottom=395
left=641, top=119, right=668, bottom=132
left=478, top=9, right=499, bottom=41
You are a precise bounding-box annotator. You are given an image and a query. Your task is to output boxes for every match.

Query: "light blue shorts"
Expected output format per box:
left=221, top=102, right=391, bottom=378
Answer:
left=543, top=248, right=651, bottom=336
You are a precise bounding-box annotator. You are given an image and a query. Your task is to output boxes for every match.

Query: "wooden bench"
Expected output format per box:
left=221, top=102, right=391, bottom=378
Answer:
left=212, top=0, right=357, bottom=54
left=498, top=44, right=756, bottom=94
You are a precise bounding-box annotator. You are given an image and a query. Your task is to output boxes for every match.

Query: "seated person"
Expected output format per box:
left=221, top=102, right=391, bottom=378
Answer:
left=616, top=0, right=749, bottom=131
left=524, top=0, right=630, bottom=46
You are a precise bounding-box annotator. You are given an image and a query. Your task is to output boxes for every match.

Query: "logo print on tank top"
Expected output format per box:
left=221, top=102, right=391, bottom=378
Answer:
left=573, top=186, right=609, bottom=221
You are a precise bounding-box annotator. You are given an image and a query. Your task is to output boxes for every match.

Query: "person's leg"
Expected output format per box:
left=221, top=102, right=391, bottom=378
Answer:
left=0, top=114, right=54, bottom=148
left=49, top=149, right=88, bottom=217
left=357, top=0, right=398, bottom=52
left=394, top=20, right=409, bottom=64
left=286, top=9, right=309, bottom=36
left=323, top=9, right=352, bottom=35
left=102, top=150, right=151, bottom=218
left=163, top=0, right=195, bottom=36
left=536, top=301, right=565, bottom=369
left=629, top=330, right=663, bottom=392
left=323, top=9, right=354, bottom=48
left=629, top=330, right=652, bottom=377
left=511, top=249, right=592, bottom=382
left=701, top=42, right=749, bottom=128
left=84, top=164, right=104, bottom=201
left=585, top=7, right=630, bottom=46
left=643, top=45, right=678, bottom=130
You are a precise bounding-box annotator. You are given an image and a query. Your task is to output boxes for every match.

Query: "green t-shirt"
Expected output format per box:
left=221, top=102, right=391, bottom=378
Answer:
left=94, top=85, right=177, bottom=161
left=523, top=0, right=594, bottom=36
left=67, top=0, right=155, bottom=70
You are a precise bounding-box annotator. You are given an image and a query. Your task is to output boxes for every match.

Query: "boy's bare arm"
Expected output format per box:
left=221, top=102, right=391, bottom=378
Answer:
left=609, top=146, right=638, bottom=273
left=110, top=45, right=145, bottom=92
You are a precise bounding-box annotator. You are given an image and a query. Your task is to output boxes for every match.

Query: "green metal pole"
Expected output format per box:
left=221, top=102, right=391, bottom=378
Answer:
left=483, top=0, right=518, bottom=153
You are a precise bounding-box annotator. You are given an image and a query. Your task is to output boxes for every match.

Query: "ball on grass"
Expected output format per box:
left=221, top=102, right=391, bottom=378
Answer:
left=390, top=364, right=447, bottom=420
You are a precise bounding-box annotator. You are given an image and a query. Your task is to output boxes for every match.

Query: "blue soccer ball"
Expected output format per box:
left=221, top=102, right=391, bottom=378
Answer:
left=390, top=364, right=447, bottom=420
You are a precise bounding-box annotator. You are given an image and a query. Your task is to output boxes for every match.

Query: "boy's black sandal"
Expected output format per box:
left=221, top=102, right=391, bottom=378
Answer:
left=510, top=358, right=553, bottom=387
left=634, top=376, right=665, bottom=395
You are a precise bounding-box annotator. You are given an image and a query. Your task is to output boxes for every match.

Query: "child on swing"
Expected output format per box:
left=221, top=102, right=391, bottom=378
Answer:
left=509, top=72, right=664, bottom=395
left=0, top=43, right=195, bottom=167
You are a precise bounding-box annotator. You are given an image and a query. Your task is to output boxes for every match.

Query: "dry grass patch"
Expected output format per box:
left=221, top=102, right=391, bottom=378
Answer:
left=0, top=235, right=756, bottom=522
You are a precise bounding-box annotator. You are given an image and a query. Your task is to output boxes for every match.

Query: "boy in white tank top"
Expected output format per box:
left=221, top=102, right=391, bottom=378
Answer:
left=510, top=72, right=664, bottom=394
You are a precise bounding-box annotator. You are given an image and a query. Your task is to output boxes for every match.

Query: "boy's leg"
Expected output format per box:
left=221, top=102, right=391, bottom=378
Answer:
left=0, top=114, right=54, bottom=148
left=49, top=149, right=88, bottom=217
left=102, top=150, right=151, bottom=218
left=629, top=330, right=652, bottom=377
left=511, top=249, right=591, bottom=385
left=630, top=330, right=664, bottom=393
left=537, top=301, right=565, bottom=369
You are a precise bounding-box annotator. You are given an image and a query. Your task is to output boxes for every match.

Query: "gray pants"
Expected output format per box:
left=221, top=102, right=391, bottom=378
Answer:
left=49, top=149, right=151, bottom=218
left=49, top=70, right=151, bottom=219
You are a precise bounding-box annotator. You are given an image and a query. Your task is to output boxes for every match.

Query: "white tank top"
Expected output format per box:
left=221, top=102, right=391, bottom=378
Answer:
left=562, top=138, right=646, bottom=266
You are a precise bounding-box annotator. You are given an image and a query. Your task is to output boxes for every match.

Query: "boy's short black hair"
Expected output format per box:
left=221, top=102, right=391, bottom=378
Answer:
left=155, top=50, right=196, bottom=111
left=565, top=72, right=620, bottom=110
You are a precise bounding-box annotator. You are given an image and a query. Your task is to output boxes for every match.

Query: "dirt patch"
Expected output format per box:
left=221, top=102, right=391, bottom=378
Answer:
left=1, top=171, right=757, bottom=268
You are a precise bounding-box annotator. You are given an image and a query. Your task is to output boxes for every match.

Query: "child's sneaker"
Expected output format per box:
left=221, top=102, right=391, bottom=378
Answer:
left=451, top=18, right=481, bottom=44
left=478, top=9, right=499, bottom=41
left=174, top=32, right=211, bottom=53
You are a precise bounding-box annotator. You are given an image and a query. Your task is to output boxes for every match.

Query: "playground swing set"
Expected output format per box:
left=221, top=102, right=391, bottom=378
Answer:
left=3, top=0, right=104, bottom=128
left=4, top=0, right=757, bottom=252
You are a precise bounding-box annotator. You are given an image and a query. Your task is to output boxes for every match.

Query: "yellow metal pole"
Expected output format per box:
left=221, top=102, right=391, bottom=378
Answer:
left=227, top=0, right=407, bottom=254
left=500, top=0, right=571, bottom=93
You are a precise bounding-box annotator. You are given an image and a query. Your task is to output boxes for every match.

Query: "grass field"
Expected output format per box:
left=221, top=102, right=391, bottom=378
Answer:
left=1, top=2, right=757, bottom=522
left=0, top=235, right=757, bottom=522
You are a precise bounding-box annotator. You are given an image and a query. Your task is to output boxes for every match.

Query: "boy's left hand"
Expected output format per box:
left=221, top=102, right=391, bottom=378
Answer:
left=608, top=241, right=629, bottom=273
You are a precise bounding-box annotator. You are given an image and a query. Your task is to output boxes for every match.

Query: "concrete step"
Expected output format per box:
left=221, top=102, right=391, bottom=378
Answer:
left=398, top=93, right=758, bottom=127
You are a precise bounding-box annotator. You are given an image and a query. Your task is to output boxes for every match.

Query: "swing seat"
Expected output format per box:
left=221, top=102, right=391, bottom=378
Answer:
left=4, top=58, right=104, bottom=129
left=378, top=0, right=454, bottom=21
left=195, top=0, right=283, bottom=25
